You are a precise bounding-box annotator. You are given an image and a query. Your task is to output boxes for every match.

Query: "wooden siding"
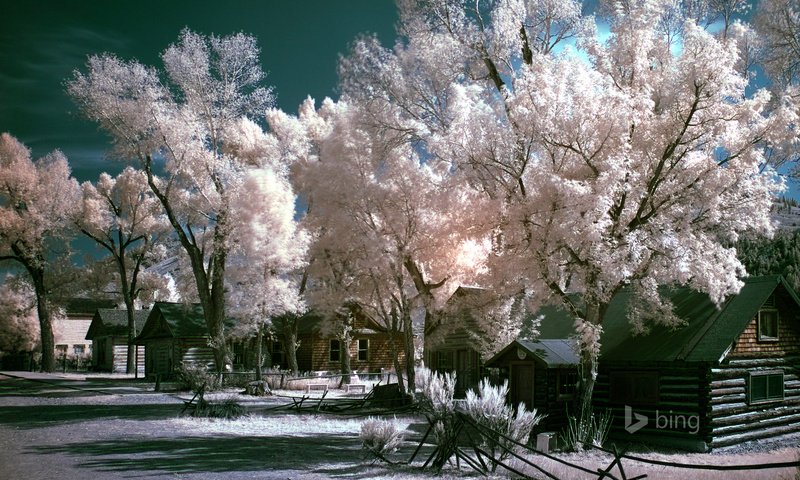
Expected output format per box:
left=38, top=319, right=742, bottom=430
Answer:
left=594, top=364, right=709, bottom=450
left=730, top=301, right=800, bottom=358
left=92, top=336, right=144, bottom=373
left=111, top=343, right=144, bottom=374
left=707, top=357, right=800, bottom=448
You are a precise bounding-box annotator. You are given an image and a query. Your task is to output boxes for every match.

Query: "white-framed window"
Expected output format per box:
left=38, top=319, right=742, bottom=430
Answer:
left=329, top=339, right=341, bottom=363
left=757, top=309, right=779, bottom=341
left=73, top=345, right=85, bottom=355
left=357, top=339, right=369, bottom=361
left=748, top=370, right=784, bottom=404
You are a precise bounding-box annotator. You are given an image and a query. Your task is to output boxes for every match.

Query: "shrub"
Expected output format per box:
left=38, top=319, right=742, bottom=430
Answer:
left=561, top=408, right=612, bottom=452
left=360, top=417, right=405, bottom=463
left=176, top=362, right=218, bottom=392
left=193, top=397, right=245, bottom=419
left=464, top=379, right=546, bottom=472
left=416, top=366, right=458, bottom=471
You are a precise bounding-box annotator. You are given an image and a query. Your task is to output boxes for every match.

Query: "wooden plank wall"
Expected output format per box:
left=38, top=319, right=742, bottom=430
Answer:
left=111, top=343, right=145, bottom=374
left=707, top=356, right=800, bottom=448
left=594, top=364, right=708, bottom=447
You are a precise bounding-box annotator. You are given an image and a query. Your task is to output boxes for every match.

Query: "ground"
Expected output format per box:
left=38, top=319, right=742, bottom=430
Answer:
left=0, top=371, right=797, bottom=479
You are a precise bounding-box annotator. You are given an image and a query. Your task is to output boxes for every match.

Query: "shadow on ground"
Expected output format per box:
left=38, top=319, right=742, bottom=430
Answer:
left=29, top=433, right=372, bottom=476
left=0, top=404, right=180, bottom=428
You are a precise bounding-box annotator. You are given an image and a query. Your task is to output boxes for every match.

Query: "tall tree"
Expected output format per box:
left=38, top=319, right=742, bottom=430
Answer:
left=68, top=30, right=275, bottom=372
left=77, top=167, right=170, bottom=373
left=754, top=0, right=800, bottom=88
left=271, top=98, right=480, bottom=393
left=226, top=166, right=309, bottom=380
left=337, top=0, right=792, bottom=435
left=0, top=133, right=81, bottom=372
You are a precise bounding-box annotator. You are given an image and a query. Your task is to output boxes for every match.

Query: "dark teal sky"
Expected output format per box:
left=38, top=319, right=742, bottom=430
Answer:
left=0, top=1, right=398, bottom=182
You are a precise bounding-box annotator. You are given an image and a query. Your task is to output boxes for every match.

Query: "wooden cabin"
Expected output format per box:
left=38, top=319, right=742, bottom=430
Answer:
left=275, top=311, right=404, bottom=374
left=531, top=275, right=800, bottom=451
left=485, top=339, right=580, bottom=431
left=135, top=302, right=215, bottom=378
left=425, top=286, right=494, bottom=397
left=85, top=308, right=148, bottom=373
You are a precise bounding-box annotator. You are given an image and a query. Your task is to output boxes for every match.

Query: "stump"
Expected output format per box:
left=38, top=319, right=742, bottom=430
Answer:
left=245, top=380, right=271, bottom=396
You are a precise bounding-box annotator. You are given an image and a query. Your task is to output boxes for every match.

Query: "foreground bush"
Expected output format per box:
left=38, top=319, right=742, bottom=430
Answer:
left=176, top=362, right=218, bottom=392
left=416, top=366, right=458, bottom=471
left=360, top=417, right=405, bottom=463
left=464, top=379, right=545, bottom=471
left=193, top=397, right=245, bottom=419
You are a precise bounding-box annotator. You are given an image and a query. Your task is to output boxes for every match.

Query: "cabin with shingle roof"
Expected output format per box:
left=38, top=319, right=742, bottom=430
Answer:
left=442, top=275, right=800, bottom=451
left=135, top=302, right=216, bottom=377
left=85, top=308, right=149, bottom=373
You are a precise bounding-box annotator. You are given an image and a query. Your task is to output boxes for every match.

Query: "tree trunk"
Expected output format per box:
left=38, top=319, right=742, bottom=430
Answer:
left=255, top=326, right=263, bottom=381
left=340, top=334, right=352, bottom=385
left=575, top=300, right=606, bottom=448
left=29, top=265, right=55, bottom=373
left=402, top=306, right=415, bottom=394
left=282, top=315, right=300, bottom=373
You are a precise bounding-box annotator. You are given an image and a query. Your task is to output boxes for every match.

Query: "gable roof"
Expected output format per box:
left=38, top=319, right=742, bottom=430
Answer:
left=85, top=308, right=150, bottom=340
left=486, top=338, right=580, bottom=368
left=136, top=302, right=208, bottom=341
left=64, top=297, right=117, bottom=316
left=535, top=275, right=799, bottom=365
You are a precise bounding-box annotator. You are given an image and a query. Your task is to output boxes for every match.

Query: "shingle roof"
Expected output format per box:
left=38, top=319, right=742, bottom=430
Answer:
left=64, top=297, right=117, bottom=316
left=486, top=338, right=580, bottom=368
left=136, top=302, right=209, bottom=341
left=534, top=275, right=798, bottom=365
left=85, top=308, right=150, bottom=340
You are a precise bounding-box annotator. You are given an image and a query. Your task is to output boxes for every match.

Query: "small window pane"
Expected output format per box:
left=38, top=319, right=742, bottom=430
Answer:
left=357, top=339, right=368, bottom=361
left=758, top=310, right=779, bottom=340
left=329, top=340, right=340, bottom=362
left=749, top=372, right=784, bottom=403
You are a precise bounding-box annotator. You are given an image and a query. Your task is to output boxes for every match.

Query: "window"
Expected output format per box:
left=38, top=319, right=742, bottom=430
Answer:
left=56, top=345, right=67, bottom=356
left=749, top=371, right=784, bottom=404
left=329, top=339, right=341, bottom=362
left=73, top=345, right=85, bottom=355
left=610, top=371, right=660, bottom=405
left=558, top=371, right=578, bottom=400
left=357, top=339, right=369, bottom=361
left=757, top=309, right=779, bottom=341
left=437, top=351, right=454, bottom=371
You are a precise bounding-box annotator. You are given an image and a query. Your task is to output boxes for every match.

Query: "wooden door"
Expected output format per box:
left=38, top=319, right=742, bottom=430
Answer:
left=511, top=363, right=535, bottom=410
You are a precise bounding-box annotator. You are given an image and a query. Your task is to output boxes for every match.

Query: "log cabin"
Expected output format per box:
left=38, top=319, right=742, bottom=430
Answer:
left=534, top=275, right=800, bottom=451
left=270, top=311, right=405, bottom=374
left=85, top=308, right=148, bottom=373
left=135, top=302, right=217, bottom=378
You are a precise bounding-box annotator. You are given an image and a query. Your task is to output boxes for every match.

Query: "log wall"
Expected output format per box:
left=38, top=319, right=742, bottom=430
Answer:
left=707, top=356, right=800, bottom=448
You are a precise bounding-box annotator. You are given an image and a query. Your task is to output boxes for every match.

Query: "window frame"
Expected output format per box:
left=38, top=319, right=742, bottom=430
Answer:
left=357, top=338, right=369, bottom=361
left=757, top=308, right=779, bottom=342
left=557, top=370, right=578, bottom=401
left=748, top=370, right=784, bottom=405
left=329, top=339, right=341, bottom=363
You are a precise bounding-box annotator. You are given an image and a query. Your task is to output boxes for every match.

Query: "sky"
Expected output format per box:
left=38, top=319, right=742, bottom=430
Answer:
left=0, top=0, right=399, bottom=183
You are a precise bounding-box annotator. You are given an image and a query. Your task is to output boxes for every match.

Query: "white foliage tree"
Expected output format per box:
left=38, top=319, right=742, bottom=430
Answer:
left=336, top=0, right=792, bottom=431
left=227, top=166, right=309, bottom=379
left=68, top=30, right=276, bottom=371
left=78, top=166, right=172, bottom=373
left=0, top=133, right=81, bottom=372
left=0, top=275, right=40, bottom=355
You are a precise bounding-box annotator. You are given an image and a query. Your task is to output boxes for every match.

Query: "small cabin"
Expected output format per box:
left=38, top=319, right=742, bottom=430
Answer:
left=533, top=275, right=800, bottom=451
left=85, top=308, right=148, bottom=373
left=135, top=302, right=215, bottom=378
left=485, top=339, right=580, bottom=430
left=278, top=311, right=405, bottom=374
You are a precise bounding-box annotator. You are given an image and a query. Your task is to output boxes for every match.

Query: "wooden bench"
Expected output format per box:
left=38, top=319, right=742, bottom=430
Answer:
left=306, top=383, right=328, bottom=393
left=181, top=382, right=207, bottom=414
left=345, top=383, right=366, bottom=393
